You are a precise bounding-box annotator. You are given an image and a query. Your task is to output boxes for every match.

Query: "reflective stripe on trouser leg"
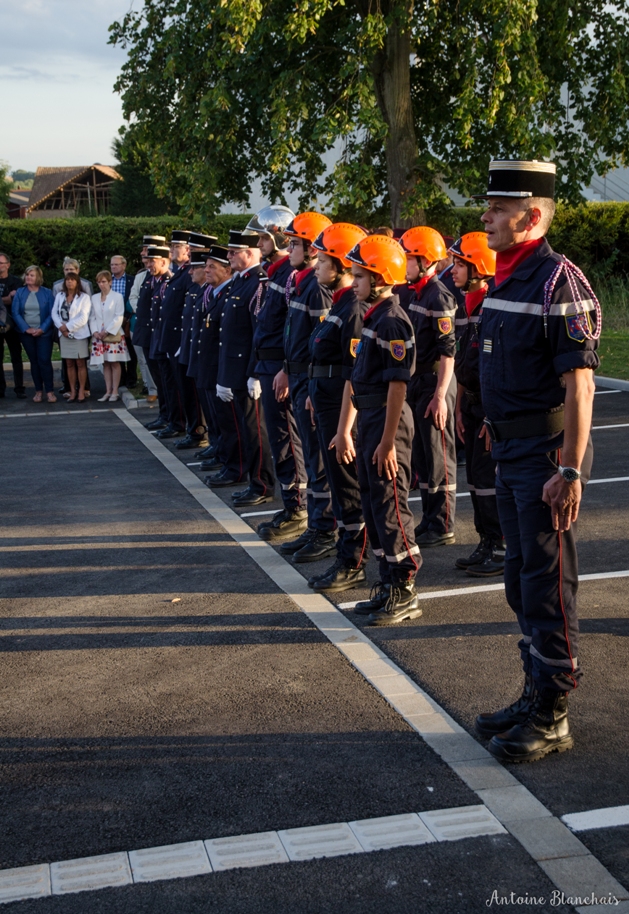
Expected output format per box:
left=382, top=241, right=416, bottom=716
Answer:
left=411, top=374, right=457, bottom=535
left=495, top=450, right=592, bottom=691
left=260, top=373, right=306, bottom=512
left=461, top=402, right=502, bottom=542
left=289, top=373, right=335, bottom=532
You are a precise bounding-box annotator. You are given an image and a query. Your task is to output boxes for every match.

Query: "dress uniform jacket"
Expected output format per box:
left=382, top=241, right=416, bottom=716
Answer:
left=479, top=237, right=600, bottom=693
left=158, top=262, right=193, bottom=357
left=129, top=273, right=153, bottom=350
left=148, top=272, right=172, bottom=360
left=195, top=282, right=232, bottom=391
left=351, top=295, right=420, bottom=583
left=253, top=255, right=294, bottom=375
left=217, top=266, right=267, bottom=391
left=179, top=281, right=203, bottom=368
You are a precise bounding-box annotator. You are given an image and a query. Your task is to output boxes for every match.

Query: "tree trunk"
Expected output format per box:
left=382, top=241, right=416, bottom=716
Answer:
left=369, top=6, right=420, bottom=227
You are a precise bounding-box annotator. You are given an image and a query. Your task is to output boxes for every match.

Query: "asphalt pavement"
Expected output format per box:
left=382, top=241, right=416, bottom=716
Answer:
left=0, top=368, right=627, bottom=913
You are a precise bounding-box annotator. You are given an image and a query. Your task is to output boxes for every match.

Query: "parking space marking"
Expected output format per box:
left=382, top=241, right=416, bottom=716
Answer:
left=562, top=806, right=629, bottom=832
left=114, top=408, right=629, bottom=905
left=0, top=804, right=505, bottom=904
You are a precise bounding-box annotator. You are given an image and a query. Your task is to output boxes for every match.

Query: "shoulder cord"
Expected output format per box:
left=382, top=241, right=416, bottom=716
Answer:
left=285, top=270, right=297, bottom=309
left=543, top=256, right=602, bottom=340
left=201, top=283, right=214, bottom=312
left=253, top=281, right=265, bottom=316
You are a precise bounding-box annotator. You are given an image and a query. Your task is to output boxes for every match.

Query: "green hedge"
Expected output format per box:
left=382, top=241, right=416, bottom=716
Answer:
left=2, top=203, right=629, bottom=286
left=0, top=215, right=253, bottom=287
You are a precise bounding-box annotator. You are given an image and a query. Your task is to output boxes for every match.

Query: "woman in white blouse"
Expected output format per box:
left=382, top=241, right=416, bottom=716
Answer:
left=89, top=271, right=130, bottom=402
left=51, top=272, right=92, bottom=402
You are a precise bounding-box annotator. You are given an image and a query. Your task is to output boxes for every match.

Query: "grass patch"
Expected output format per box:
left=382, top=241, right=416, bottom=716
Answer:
left=596, top=331, right=629, bottom=380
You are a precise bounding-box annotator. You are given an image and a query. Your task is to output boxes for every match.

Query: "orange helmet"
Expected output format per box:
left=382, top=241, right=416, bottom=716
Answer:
left=284, top=212, right=332, bottom=244
left=313, top=223, right=367, bottom=268
left=448, top=232, right=496, bottom=277
left=400, top=226, right=447, bottom=263
left=346, top=235, right=407, bottom=286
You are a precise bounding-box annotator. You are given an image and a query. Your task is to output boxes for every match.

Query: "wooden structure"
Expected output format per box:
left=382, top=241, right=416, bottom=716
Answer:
left=7, top=190, right=31, bottom=220
left=26, top=165, right=122, bottom=219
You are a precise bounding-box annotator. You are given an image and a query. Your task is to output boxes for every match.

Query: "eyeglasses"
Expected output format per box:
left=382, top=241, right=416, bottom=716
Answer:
left=288, top=241, right=303, bottom=249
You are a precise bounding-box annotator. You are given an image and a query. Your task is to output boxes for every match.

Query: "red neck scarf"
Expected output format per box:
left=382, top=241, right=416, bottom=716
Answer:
left=494, top=238, right=544, bottom=287
left=364, top=296, right=390, bottom=321
left=332, top=285, right=352, bottom=305
left=465, top=287, right=487, bottom=317
left=266, top=253, right=289, bottom=279
left=408, top=273, right=433, bottom=298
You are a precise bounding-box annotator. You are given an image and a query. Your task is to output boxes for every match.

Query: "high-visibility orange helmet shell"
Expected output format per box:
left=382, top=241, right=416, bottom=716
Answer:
left=400, top=226, right=447, bottom=262
left=448, top=232, right=496, bottom=277
left=346, top=235, right=407, bottom=286
left=284, top=212, right=332, bottom=244
left=313, top=223, right=367, bottom=268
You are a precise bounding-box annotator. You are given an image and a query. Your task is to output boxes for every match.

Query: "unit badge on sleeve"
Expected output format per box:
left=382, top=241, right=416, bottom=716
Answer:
left=390, top=340, right=406, bottom=361
left=437, top=317, right=452, bottom=335
left=565, top=311, right=592, bottom=342
left=350, top=339, right=361, bottom=358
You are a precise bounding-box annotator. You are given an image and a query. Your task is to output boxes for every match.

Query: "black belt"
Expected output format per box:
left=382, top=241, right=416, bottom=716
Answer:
left=484, top=407, right=565, bottom=443
left=464, top=389, right=482, bottom=405
left=309, top=364, right=344, bottom=379
left=256, top=347, right=284, bottom=361
left=283, top=360, right=310, bottom=375
left=415, top=360, right=440, bottom=374
left=351, top=393, right=388, bottom=410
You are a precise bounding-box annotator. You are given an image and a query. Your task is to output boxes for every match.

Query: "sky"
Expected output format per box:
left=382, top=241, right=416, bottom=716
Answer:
left=1, top=0, right=132, bottom=173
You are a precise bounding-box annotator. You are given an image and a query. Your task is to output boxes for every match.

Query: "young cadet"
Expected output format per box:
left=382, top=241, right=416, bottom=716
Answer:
left=245, top=205, right=308, bottom=542
left=474, top=160, right=600, bottom=762
left=277, top=212, right=338, bottom=564
left=401, top=226, right=458, bottom=546
left=331, top=235, right=422, bottom=625
left=450, top=233, right=505, bottom=577
left=207, top=231, right=275, bottom=505
left=306, top=222, right=368, bottom=593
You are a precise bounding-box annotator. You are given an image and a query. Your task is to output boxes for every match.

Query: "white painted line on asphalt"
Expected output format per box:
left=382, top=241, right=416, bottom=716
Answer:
left=419, top=805, right=506, bottom=841
left=410, top=476, right=629, bottom=504
left=186, top=461, right=203, bottom=466
left=349, top=813, right=435, bottom=851
left=240, top=509, right=278, bottom=517
left=594, top=389, right=622, bottom=395
left=562, top=806, right=629, bottom=832
left=0, top=865, right=50, bottom=904
left=205, top=832, right=289, bottom=870
left=277, top=822, right=363, bottom=861
left=0, top=409, right=113, bottom=419
left=50, top=853, right=132, bottom=895
left=592, top=423, right=629, bottom=430
left=113, top=409, right=629, bottom=907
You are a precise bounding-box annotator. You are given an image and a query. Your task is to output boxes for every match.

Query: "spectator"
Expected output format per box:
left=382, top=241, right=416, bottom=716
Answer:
left=52, top=258, right=93, bottom=297
left=11, top=266, right=56, bottom=403
left=110, top=254, right=138, bottom=389
left=0, top=252, right=27, bottom=399
left=89, top=271, right=129, bottom=402
left=52, top=273, right=91, bottom=402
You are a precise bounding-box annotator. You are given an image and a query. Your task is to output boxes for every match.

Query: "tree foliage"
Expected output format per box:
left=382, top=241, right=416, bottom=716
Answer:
left=109, top=0, right=629, bottom=225
left=110, top=134, right=176, bottom=217
left=0, top=162, right=11, bottom=213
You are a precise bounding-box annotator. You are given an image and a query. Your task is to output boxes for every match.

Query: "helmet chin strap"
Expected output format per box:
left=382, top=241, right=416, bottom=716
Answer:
left=366, top=276, right=381, bottom=303
left=463, top=262, right=473, bottom=292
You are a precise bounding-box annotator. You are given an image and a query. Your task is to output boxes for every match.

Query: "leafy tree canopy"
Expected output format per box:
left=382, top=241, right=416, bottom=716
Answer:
left=110, top=0, right=629, bottom=224
left=110, top=133, right=177, bottom=217
left=0, top=162, right=11, bottom=213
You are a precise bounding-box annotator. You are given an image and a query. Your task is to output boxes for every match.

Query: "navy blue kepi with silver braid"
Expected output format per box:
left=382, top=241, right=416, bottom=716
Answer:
left=474, top=160, right=556, bottom=199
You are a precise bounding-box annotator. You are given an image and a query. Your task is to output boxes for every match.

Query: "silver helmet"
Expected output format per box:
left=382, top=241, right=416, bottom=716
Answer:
left=245, top=204, right=296, bottom=250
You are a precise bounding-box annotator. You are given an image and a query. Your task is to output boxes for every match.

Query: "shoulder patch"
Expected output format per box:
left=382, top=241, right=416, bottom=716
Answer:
left=390, top=340, right=406, bottom=361
left=350, top=338, right=360, bottom=358
left=437, top=317, right=453, bottom=335
left=565, top=311, right=591, bottom=342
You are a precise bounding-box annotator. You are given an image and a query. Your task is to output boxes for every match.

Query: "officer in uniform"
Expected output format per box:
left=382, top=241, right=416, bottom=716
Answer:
left=179, top=248, right=209, bottom=434
left=133, top=238, right=168, bottom=430
left=450, top=233, right=505, bottom=576
left=246, top=205, right=308, bottom=541
left=331, top=235, right=422, bottom=625
left=277, top=212, right=338, bottom=564
left=473, top=160, right=600, bottom=762
left=206, top=231, right=275, bottom=503
left=144, top=245, right=173, bottom=431
left=401, top=226, right=458, bottom=546
left=307, top=222, right=369, bottom=592
left=131, top=234, right=164, bottom=409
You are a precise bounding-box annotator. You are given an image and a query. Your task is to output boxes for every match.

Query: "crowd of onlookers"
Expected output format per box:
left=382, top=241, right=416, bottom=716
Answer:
left=0, top=252, right=147, bottom=404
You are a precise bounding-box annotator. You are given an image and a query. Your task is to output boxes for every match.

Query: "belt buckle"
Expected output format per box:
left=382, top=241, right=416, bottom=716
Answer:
left=483, top=418, right=498, bottom=442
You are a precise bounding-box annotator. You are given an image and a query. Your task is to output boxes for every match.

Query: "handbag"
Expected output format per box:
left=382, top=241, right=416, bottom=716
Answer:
left=104, top=330, right=123, bottom=343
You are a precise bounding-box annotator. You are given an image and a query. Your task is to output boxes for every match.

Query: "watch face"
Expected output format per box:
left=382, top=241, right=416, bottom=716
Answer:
left=562, top=467, right=580, bottom=482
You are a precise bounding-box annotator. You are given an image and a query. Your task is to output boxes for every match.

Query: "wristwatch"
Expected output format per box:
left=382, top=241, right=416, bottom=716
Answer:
left=558, top=465, right=581, bottom=483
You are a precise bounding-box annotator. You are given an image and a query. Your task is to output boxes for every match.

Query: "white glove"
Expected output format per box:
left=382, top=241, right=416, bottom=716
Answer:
left=247, top=377, right=262, bottom=400
left=216, top=384, right=234, bottom=402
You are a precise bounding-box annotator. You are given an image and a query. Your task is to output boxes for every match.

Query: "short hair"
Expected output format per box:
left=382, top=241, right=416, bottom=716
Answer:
left=0, top=252, right=10, bottom=264
left=62, top=272, right=82, bottom=295
left=110, top=255, right=127, bottom=266
left=96, top=270, right=112, bottom=283
left=63, top=257, right=80, bottom=272
left=23, top=265, right=43, bottom=285
left=369, top=226, right=394, bottom=237
left=525, top=197, right=556, bottom=234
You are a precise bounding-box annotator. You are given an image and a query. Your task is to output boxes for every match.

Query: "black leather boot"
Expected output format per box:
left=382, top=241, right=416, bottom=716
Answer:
left=455, top=536, right=491, bottom=570
left=488, top=689, right=573, bottom=763
left=466, top=540, right=506, bottom=578
left=312, top=560, right=366, bottom=593
left=258, top=509, right=308, bottom=541
left=475, top=673, right=536, bottom=737
left=367, top=581, right=422, bottom=626
left=353, top=582, right=389, bottom=616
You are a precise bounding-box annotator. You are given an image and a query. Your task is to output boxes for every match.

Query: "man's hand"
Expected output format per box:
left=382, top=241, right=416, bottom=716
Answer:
left=305, top=395, right=315, bottom=426
left=455, top=409, right=465, bottom=442
left=329, top=432, right=355, bottom=465
left=542, top=473, right=582, bottom=532
left=479, top=423, right=492, bottom=452
left=373, top=441, right=398, bottom=480
left=425, top=393, right=448, bottom=430
left=273, top=369, right=289, bottom=402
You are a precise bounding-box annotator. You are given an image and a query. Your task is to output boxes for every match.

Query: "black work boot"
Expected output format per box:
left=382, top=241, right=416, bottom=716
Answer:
left=466, top=540, right=506, bottom=578
left=312, top=559, right=367, bottom=593
left=354, top=582, right=389, bottom=616
left=367, top=581, right=422, bottom=626
left=455, top=536, right=491, bottom=570
left=279, top=527, right=318, bottom=555
left=292, top=530, right=337, bottom=564
left=258, top=509, right=308, bottom=541
left=488, top=689, right=573, bottom=763
left=415, top=529, right=455, bottom=547
left=475, top=672, right=536, bottom=737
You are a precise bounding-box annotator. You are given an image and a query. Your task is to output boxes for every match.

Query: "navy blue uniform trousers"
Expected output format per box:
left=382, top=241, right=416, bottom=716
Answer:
left=259, top=374, right=306, bottom=513
left=461, top=396, right=502, bottom=544
left=288, top=372, right=335, bottom=532
left=496, top=441, right=592, bottom=692
left=219, top=389, right=275, bottom=495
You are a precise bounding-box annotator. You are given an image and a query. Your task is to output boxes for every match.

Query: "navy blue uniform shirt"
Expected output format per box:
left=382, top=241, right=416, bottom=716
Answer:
left=351, top=295, right=416, bottom=395
left=309, top=286, right=367, bottom=381
left=479, top=238, right=600, bottom=460
left=148, top=271, right=172, bottom=360
left=180, top=281, right=204, bottom=368
left=284, top=267, right=331, bottom=366
left=407, top=275, right=457, bottom=367
left=252, top=254, right=294, bottom=374
left=131, top=273, right=153, bottom=350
